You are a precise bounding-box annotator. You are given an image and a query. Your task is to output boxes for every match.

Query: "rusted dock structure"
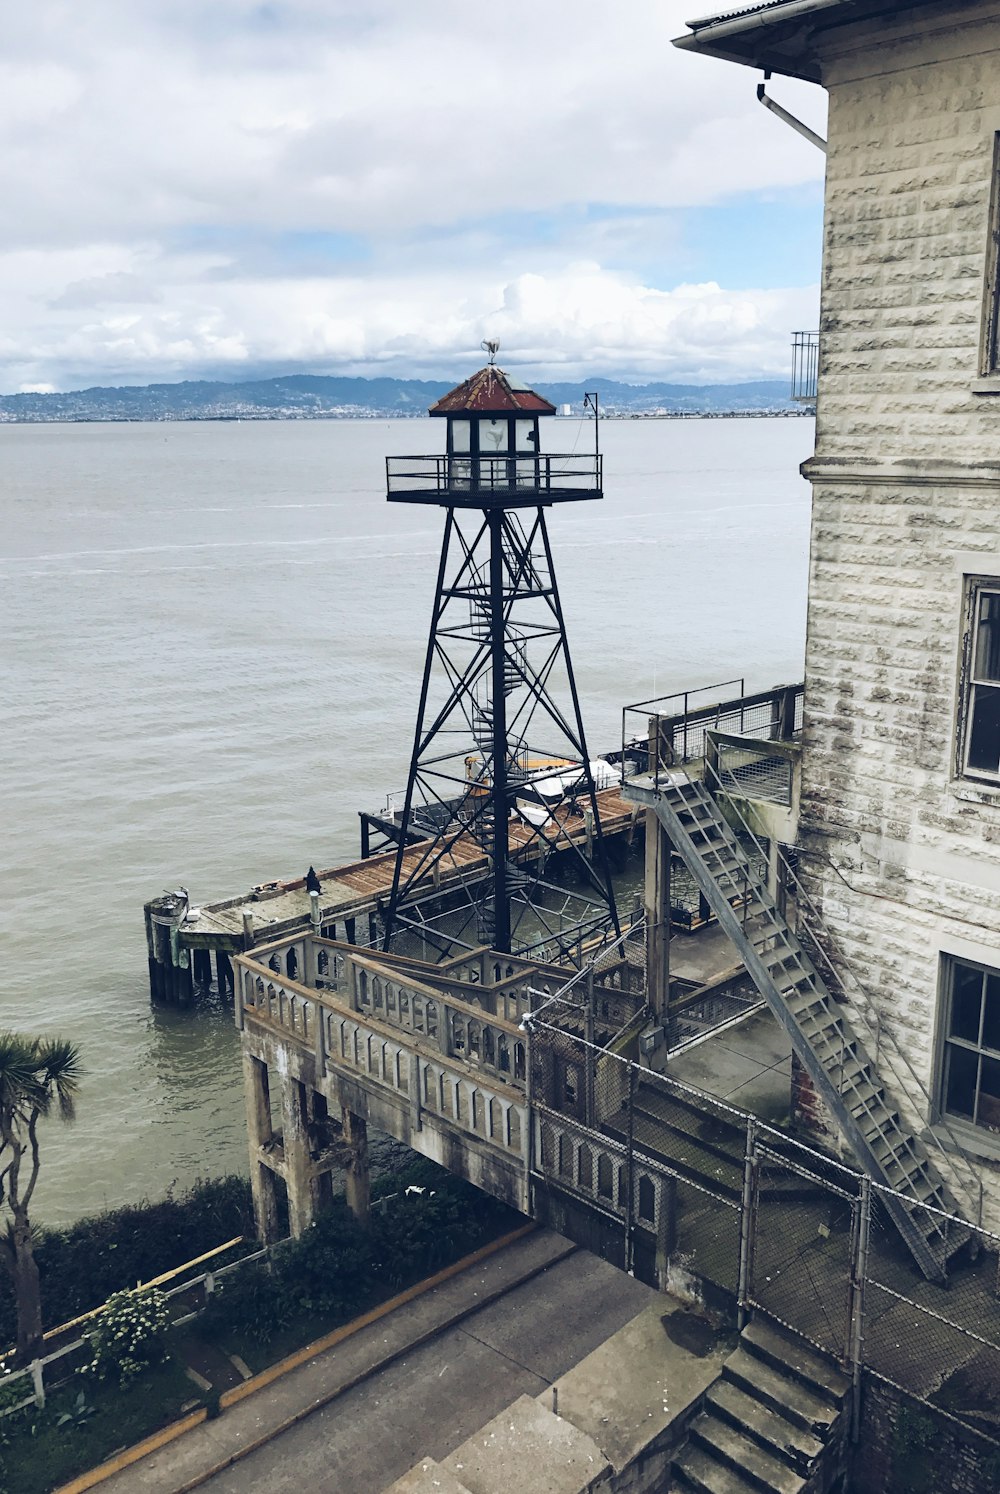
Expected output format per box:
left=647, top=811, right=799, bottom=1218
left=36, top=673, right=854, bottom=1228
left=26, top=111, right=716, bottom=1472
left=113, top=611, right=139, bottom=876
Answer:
left=145, top=785, right=640, bottom=1002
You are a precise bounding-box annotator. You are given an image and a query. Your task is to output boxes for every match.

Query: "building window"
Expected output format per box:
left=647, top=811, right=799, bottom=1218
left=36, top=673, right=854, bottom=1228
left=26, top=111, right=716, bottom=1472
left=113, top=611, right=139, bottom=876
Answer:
left=940, top=955, right=1000, bottom=1136
left=960, top=579, right=1000, bottom=782
left=982, top=133, right=1000, bottom=375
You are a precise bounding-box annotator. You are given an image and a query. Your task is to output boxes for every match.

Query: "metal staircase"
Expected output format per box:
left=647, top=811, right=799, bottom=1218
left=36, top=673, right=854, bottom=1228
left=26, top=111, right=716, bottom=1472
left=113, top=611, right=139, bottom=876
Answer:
left=467, top=603, right=530, bottom=948
left=629, top=769, right=974, bottom=1283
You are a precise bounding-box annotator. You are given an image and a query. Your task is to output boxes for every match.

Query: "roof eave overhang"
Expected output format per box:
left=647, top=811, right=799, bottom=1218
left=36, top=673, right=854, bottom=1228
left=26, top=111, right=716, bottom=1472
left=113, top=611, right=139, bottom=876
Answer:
left=673, top=27, right=822, bottom=82
left=673, top=0, right=927, bottom=83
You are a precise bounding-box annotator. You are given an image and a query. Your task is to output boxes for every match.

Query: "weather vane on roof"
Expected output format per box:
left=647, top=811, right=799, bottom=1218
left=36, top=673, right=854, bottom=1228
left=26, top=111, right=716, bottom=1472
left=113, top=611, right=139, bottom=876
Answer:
left=481, top=339, right=499, bottom=365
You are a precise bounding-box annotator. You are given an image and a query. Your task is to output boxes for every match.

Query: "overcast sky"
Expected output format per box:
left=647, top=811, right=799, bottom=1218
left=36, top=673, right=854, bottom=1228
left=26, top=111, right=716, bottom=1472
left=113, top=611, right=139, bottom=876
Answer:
left=1, top=1, right=829, bottom=393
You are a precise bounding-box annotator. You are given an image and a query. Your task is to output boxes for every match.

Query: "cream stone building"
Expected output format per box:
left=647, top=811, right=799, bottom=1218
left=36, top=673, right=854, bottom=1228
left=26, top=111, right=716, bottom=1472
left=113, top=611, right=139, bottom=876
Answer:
left=677, top=1, right=1000, bottom=1226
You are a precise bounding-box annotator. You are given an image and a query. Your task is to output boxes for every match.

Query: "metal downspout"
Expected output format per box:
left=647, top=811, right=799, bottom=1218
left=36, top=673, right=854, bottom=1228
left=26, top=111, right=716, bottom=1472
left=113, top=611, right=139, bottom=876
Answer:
left=757, top=73, right=827, bottom=152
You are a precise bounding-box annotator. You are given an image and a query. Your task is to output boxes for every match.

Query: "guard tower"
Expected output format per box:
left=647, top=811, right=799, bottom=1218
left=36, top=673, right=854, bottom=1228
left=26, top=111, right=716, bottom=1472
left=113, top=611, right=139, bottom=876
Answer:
left=383, top=346, right=620, bottom=958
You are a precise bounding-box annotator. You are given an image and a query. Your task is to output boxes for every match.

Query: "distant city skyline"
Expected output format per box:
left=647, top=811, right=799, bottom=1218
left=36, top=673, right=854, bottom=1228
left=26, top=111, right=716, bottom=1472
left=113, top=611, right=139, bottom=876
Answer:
left=2, top=2, right=827, bottom=393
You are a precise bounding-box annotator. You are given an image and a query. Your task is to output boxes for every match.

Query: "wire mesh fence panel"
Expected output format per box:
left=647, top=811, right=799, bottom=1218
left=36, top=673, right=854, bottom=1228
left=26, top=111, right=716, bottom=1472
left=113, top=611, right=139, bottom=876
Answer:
left=612, top=1057, right=745, bottom=1292
left=535, top=1104, right=630, bottom=1208
left=748, top=1143, right=857, bottom=1362
left=529, top=1021, right=594, bottom=1124
left=641, top=1062, right=752, bottom=1148
left=717, top=741, right=793, bottom=807
left=595, top=1048, right=631, bottom=1127
left=667, top=972, right=764, bottom=1051
left=670, top=1178, right=742, bottom=1296
left=591, top=931, right=647, bottom=1003
left=864, top=1187, right=1000, bottom=1427
left=521, top=959, right=1000, bottom=1437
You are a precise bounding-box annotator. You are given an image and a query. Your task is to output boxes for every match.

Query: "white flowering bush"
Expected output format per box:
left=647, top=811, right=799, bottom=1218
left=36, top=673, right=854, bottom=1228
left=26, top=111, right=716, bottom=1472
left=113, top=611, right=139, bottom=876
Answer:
left=86, top=1287, right=171, bottom=1383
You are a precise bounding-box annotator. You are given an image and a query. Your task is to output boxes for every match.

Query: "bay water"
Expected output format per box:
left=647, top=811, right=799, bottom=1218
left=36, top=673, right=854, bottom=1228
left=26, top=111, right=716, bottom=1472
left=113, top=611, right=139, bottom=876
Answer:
left=1, top=415, right=814, bottom=1226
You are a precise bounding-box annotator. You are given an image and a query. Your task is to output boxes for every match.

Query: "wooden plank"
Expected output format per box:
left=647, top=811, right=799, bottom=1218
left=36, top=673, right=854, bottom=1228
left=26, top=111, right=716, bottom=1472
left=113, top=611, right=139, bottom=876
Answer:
left=180, top=786, right=632, bottom=945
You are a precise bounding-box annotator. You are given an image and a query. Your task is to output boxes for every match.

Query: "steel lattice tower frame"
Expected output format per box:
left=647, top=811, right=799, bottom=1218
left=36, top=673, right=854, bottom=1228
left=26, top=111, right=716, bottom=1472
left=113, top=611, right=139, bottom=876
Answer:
left=381, top=360, right=620, bottom=958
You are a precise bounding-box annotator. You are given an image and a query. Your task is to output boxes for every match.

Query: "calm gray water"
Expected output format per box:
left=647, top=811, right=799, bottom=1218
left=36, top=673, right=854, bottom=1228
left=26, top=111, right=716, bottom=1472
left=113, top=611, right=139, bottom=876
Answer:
left=1, top=415, right=814, bottom=1226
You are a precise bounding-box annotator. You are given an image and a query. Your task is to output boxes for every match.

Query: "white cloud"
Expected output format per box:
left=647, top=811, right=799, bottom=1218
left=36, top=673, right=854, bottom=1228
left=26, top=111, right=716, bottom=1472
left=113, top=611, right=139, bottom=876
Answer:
left=0, top=255, right=818, bottom=388
left=0, top=2, right=827, bottom=389
left=50, top=272, right=164, bottom=310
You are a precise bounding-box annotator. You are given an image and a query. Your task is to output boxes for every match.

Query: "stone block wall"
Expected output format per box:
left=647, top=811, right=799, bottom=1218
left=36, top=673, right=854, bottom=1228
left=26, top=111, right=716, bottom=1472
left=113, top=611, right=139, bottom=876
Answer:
left=797, top=2, right=1000, bottom=1229
left=853, top=1378, right=1000, bottom=1494
left=799, top=473, right=1000, bottom=1228
left=816, top=2, right=1000, bottom=463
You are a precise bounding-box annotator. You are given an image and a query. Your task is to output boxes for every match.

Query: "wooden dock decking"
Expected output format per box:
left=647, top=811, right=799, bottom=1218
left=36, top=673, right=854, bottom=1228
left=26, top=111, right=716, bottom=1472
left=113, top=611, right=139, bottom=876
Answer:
left=145, top=788, right=642, bottom=996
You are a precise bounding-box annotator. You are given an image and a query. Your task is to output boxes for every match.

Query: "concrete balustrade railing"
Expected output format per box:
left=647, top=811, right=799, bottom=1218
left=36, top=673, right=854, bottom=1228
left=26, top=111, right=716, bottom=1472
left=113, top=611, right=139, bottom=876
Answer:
left=257, top=935, right=574, bottom=1023
left=326, top=1008, right=527, bottom=1160
left=533, top=1105, right=678, bottom=1239
left=240, top=941, right=530, bottom=1087
left=236, top=947, right=529, bottom=1166
left=239, top=967, right=316, bottom=1044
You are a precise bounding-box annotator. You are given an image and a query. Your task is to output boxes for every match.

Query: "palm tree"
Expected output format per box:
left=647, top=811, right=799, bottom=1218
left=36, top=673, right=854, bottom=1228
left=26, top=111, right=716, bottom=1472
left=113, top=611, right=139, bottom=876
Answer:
left=0, top=1034, right=81, bottom=1365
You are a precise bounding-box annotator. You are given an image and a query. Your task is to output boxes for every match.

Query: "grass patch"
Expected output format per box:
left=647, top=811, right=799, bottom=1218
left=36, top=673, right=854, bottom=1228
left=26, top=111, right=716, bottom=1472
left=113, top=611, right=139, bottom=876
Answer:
left=0, top=1353, right=203, bottom=1494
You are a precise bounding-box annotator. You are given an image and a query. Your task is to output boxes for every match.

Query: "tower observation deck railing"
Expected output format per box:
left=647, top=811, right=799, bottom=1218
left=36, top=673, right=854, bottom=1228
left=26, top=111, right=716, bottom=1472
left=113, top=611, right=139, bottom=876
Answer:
left=386, top=452, right=602, bottom=502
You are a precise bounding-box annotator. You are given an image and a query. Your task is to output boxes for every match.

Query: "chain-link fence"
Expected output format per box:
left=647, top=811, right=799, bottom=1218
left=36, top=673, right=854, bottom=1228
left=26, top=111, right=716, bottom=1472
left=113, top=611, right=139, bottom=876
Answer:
left=746, top=1136, right=859, bottom=1362
left=864, top=1187, right=1000, bottom=1434
left=526, top=1015, right=1000, bottom=1443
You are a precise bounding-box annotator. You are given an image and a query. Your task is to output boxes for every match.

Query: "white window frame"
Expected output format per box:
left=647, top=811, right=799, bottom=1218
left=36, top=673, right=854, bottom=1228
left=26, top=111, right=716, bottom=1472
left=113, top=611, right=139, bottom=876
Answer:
left=958, top=576, right=1000, bottom=784
left=938, top=953, right=1000, bottom=1140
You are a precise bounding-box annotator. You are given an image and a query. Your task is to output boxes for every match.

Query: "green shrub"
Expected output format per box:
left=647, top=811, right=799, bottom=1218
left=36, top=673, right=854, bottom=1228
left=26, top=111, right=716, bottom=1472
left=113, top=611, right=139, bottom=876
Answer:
left=0, top=1358, right=200, bottom=1494
left=0, top=1175, right=254, bottom=1347
left=85, top=1288, right=171, bottom=1384
left=201, top=1163, right=521, bottom=1351
left=276, top=1201, right=376, bottom=1320
left=199, top=1261, right=291, bottom=1348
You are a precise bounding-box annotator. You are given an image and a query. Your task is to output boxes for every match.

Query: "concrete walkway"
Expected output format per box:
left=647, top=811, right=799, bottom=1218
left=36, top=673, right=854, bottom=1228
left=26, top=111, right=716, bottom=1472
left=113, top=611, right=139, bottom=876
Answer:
left=668, top=1008, right=792, bottom=1123
left=92, top=1230, right=655, bottom=1494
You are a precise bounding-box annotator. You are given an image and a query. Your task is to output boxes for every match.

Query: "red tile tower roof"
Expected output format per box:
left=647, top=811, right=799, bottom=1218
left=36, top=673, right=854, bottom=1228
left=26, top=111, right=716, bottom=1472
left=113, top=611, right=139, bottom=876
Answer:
left=429, top=365, right=556, bottom=417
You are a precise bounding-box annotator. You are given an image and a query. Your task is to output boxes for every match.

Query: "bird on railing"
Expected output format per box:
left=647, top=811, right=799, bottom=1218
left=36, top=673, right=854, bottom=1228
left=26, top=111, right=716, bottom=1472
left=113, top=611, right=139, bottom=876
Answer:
left=305, top=866, right=322, bottom=894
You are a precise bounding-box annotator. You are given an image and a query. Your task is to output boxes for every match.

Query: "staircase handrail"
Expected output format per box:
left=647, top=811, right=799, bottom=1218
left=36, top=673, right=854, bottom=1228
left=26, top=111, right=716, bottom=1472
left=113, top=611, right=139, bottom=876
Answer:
left=703, top=755, right=984, bottom=1226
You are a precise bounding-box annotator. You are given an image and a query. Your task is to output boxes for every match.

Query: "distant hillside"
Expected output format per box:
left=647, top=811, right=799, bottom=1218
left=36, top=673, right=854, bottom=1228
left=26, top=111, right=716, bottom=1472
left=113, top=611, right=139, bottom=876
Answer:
left=0, top=372, right=803, bottom=423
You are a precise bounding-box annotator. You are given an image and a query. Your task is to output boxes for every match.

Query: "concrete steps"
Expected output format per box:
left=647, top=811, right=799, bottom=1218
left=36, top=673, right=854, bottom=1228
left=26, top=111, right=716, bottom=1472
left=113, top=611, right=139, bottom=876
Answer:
left=705, top=1382, right=823, bottom=1471
left=672, top=1317, right=849, bottom=1494
left=675, top=1445, right=763, bottom=1493
left=600, top=1081, right=746, bottom=1200
left=602, top=1081, right=845, bottom=1211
